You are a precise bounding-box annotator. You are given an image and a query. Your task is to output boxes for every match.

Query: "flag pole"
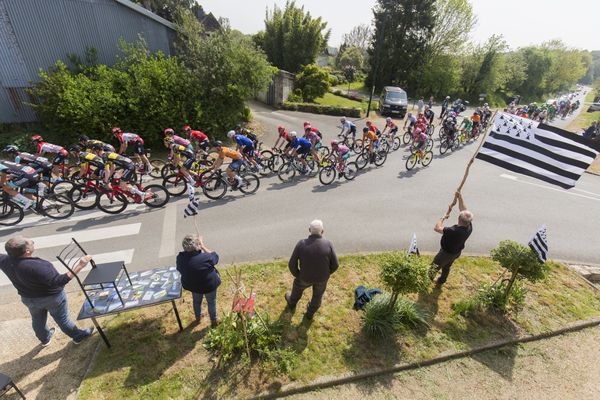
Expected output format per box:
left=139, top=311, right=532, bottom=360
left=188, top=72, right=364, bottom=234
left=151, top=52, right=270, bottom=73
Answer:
left=193, top=214, right=200, bottom=236
left=443, top=110, right=498, bottom=217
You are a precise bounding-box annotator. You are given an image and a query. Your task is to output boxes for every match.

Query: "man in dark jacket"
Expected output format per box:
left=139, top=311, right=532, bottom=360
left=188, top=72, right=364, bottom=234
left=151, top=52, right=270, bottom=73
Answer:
left=0, top=236, right=94, bottom=346
left=285, top=220, right=339, bottom=319
left=176, top=235, right=221, bottom=327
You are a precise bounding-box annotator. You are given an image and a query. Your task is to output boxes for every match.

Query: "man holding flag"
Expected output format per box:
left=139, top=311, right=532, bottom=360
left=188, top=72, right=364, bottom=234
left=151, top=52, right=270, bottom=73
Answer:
left=430, top=192, right=473, bottom=286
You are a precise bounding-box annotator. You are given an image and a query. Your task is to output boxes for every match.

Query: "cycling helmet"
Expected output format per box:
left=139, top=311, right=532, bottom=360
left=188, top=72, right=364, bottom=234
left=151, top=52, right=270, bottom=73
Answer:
left=484, top=103, right=489, bottom=107
left=362, top=127, right=369, bottom=133
left=69, top=144, right=81, bottom=153
left=277, top=126, right=285, bottom=133
left=31, top=135, right=43, bottom=142
left=330, top=140, right=338, bottom=146
left=234, top=124, right=242, bottom=131
left=3, top=145, right=18, bottom=153
left=446, top=96, right=450, bottom=99
left=386, top=117, right=391, bottom=123
left=111, top=127, right=121, bottom=134
left=449, top=111, right=457, bottom=118
left=407, top=113, right=412, bottom=118
left=227, top=130, right=236, bottom=139
left=303, top=121, right=310, bottom=128
left=366, top=120, right=372, bottom=125
left=91, top=143, right=104, bottom=151
left=340, top=117, right=346, bottom=123
left=288, top=131, right=297, bottom=138
left=183, top=125, right=191, bottom=131
left=163, top=128, right=175, bottom=136
left=79, top=135, right=89, bottom=142
left=213, top=140, right=224, bottom=148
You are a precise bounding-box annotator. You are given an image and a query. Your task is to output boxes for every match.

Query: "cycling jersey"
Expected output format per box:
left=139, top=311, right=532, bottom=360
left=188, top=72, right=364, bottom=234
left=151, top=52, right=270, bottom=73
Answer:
left=217, top=147, right=242, bottom=161
left=168, top=144, right=195, bottom=169
left=15, top=153, right=52, bottom=173
left=334, top=144, right=350, bottom=156
left=368, top=124, right=380, bottom=134
left=386, top=121, right=398, bottom=130
left=304, top=128, right=320, bottom=143
left=342, top=120, right=356, bottom=130
left=406, top=115, right=417, bottom=126
left=363, top=130, right=378, bottom=142
left=234, top=134, right=254, bottom=149
left=0, top=161, right=38, bottom=188
left=79, top=152, right=106, bottom=168
left=171, top=135, right=191, bottom=148
left=189, top=130, right=208, bottom=142
left=36, top=142, right=68, bottom=156
left=291, top=137, right=312, bottom=151
left=471, top=114, right=481, bottom=123
left=104, top=152, right=135, bottom=181
left=115, top=132, right=144, bottom=144
left=84, top=140, right=115, bottom=153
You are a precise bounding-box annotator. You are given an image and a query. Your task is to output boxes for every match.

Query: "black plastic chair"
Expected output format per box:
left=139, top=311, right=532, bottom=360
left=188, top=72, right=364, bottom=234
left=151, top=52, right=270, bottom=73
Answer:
left=0, top=372, right=25, bottom=399
left=56, top=238, right=132, bottom=309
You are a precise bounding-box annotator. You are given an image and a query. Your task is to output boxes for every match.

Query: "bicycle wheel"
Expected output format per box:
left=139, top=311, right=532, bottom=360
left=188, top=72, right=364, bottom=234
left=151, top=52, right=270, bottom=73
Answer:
left=50, top=180, right=75, bottom=199
left=69, top=185, right=100, bottom=210
left=374, top=150, right=387, bottom=166
left=353, top=139, right=363, bottom=154
left=238, top=174, right=260, bottom=194
left=278, top=162, right=296, bottom=182
left=426, top=138, right=434, bottom=151
left=202, top=177, right=227, bottom=200
left=317, top=145, right=330, bottom=159
left=0, top=200, right=24, bottom=226
left=422, top=151, right=433, bottom=166
left=163, top=174, right=188, bottom=196
left=319, top=166, right=336, bottom=185
left=402, top=131, right=412, bottom=145
left=97, top=192, right=128, bottom=214
left=451, top=138, right=460, bottom=151
left=344, top=162, right=358, bottom=180
left=306, top=159, right=319, bottom=177
left=149, top=159, right=166, bottom=178
left=428, top=124, right=436, bottom=135
left=39, top=194, right=74, bottom=220
left=438, top=126, right=446, bottom=141
left=406, top=154, right=418, bottom=170
left=380, top=140, right=391, bottom=154
left=356, top=153, right=368, bottom=170
left=440, top=140, right=450, bottom=155
left=269, top=155, right=285, bottom=172
left=143, top=184, right=170, bottom=208
left=161, top=163, right=177, bottom=179
left=392, top=136, right=401, bottom=151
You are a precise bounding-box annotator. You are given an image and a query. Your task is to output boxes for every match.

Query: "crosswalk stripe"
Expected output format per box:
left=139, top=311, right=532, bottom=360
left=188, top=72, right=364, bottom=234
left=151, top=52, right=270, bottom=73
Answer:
left=0, top=223, right=141, bottom=250
left=0, top=249, right=136, bottom=287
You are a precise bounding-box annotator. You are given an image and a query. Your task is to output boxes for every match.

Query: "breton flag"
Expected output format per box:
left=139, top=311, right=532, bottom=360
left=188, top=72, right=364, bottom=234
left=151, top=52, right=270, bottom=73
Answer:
left=183, top=198, right=201, bottom=218
left=407, top=233, right=420, bottom=256
left=476, top=113, right=600, bottom=189
left=528, top=225, right=548, bottom=263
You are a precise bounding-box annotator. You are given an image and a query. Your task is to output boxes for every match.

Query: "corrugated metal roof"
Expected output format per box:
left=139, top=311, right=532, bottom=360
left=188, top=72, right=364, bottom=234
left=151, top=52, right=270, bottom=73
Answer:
left=113, top=0, right=176, bottom=30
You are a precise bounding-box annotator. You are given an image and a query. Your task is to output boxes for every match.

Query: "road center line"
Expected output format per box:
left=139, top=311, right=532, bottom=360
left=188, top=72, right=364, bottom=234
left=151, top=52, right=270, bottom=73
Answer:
left=158, top=204, right=177, bottom=258
left=500, top=174, right=600, bottom=202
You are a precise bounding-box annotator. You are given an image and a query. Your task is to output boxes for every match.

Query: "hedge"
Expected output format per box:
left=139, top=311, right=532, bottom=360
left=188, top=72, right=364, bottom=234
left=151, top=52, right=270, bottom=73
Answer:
left=280, top=102, right=362, bottom=118
left=332, top=89, right=365, bottom=102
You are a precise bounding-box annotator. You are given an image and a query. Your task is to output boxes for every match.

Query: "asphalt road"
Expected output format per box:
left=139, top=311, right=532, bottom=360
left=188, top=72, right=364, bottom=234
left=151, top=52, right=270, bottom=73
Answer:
left=0, top=89, right=597, bottom=302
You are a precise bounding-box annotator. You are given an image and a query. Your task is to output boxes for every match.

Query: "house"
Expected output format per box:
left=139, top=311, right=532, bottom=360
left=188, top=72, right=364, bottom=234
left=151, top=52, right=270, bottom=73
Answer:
left=316, top=46, right=338, bottom=68
left=0, top=0, right=176, bottom=123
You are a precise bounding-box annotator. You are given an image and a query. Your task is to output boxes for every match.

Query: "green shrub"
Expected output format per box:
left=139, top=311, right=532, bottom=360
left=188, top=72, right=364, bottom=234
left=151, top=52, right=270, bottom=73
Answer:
left=362, top=292, right=429, bottom=338
left=295, top=64, right=330, bottom=102
left=287, top=89, right=303, bottom=103
left=204, top=312, right=297, bottom=374
left=452, top=281, right=528, bottom=315
left=280, top=102, right=361, bottom=117
left=380, top=253, right=430, bottom=308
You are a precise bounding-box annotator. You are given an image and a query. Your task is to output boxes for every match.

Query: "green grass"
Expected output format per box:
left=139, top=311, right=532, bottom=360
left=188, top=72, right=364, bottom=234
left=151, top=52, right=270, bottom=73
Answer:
left=332, top=80, right=370, bottom=96
left=79, top=253, right=600, bottom=400
left=567, top=89, right=600, bottom=173
left=314, top=92, right=376, bottom=113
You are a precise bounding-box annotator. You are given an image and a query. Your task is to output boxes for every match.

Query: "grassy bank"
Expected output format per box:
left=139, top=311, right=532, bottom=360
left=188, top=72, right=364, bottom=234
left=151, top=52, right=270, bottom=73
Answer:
left=79, top=253, right=600, bottom=399
left=568, top=89, right=600, bottom=173
left=314, top=92, right=375, bottom=114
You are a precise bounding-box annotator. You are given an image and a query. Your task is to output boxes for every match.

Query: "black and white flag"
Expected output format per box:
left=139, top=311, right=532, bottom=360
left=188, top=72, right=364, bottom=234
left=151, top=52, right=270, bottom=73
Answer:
left=408, top=233, right=419, bottom=256
left=528, top=225, right=548, bottom=263
left=476, top=113, right=600, bottom=189
left=184, top=198, right=200, bottom=218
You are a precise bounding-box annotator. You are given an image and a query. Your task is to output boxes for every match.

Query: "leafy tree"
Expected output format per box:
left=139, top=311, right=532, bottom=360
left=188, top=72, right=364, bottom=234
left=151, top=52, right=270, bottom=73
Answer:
left=368, top=0, right=436, bottom=93
left=542, top=40, right=587, bottom=94
left=132, top=0, right=194, bottom=21
left=490, top=240, right=547, bottom=304
left=427, top=0, right=476, bottom=56
left=421, top=53, right=461, bottom=98
left=380, top=253, right=430, bottom=309
left=459, top=35, right=507, bottom=100
left=295, top=64, right=330, bottom=102
left=514, top=46, right=553, bottom=99
left=258, top=0, right=331, bottom=73
left=337, top=46, right=364, bottom=82
left=341, top=24, right=372, bottom=56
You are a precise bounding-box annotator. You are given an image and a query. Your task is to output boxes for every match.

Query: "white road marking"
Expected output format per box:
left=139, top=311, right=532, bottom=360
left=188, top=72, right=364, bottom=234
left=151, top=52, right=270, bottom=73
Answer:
left=158, top=204, right=177, bottom=258
left=500, top=174, right=600, bottom=202
left=0, top=223, right=141, bottom=250
left=0, top=249, right=136, bottom=287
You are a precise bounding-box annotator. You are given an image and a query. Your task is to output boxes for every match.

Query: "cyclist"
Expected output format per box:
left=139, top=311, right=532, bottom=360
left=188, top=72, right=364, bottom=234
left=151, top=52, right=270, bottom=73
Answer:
left=365, top=120, right=381, bottom=137
left=4, top=145, right=53, bottom=182
left=211, top=141, right=245, bottom=189
left=413, top=127, right=428, bottom=156
left=31, top=135, right=68, bottom=180
left=70, top=145, right=106, bottom=182
left=361, top=126, right=379, bottom=163
left=79, top=135, right=115, bottom=153
left=273, top=126, right=293, bottom=151
left=470, top=111, right=481, bottom=136
left=403, top=112, right=417, bottom=133
left=97, top=143, right=147, bottom=202
left=227, top=130, right=260, bottom=170
left=112, top=127, right=152, bottom=173
left=443, top=112, right=459, bottom=141
left=234, top=124, right=258, bottom=149
left=440, top=96, right=450, bottom=119
left=481, top=103, right=492, bottom=125
left=382, top=117, right=398, bottom=137
left=303, top=124, right=322, bottom=163
left=164, top=128, right=193, bottom=152
left=330, top=140, right=350, bottom=172
left=424, top=105, right=435, bottom=125
left=0, top=160, right=39, bottom=209
left=460, top=116, right=473, bottom=137
left=288, top=131, right=313, bottom=174
left=164, top=137, right=198, bottom=197
left=339, top=117, right=357, bottom=143
left=183, top=125, right=210, bottom=154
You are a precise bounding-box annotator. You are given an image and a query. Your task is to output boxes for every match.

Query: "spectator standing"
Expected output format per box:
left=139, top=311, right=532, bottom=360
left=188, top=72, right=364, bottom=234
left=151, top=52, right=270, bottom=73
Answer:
left=428, top=96, right=434, bottom=108
left=417, top=97, right=425, bottom=114
left=285, top=220, right=339, bottom=319
left=583, top=121, right=597, bottom=139
left=440, top=96, right=450, bottom=119
left=176, top=235, right=221, bottom=327
left=0, top=236, right=94, bottom=346
left=430, top=193, right=473, bottom=286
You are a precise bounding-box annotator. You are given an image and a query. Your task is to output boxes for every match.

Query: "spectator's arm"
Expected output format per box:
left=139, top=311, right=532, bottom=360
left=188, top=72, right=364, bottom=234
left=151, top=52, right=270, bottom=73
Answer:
left=288, top=242, right=301, bottom=277
left=66, top=255, right=93, bottom=279
left=434, top=217, right=446, bottom=234
left=457, top=191, right=467, bottom=211
left=329, top=243, right=339, bottom=274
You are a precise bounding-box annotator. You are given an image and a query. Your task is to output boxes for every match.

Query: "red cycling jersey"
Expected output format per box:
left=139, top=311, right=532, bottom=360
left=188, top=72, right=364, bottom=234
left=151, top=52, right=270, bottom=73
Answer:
left=279, top=130, right=290, bottom=141
left=189, top=130, right=208, bottom=142
left=36, top=142, right=68, bottom=156
left=115, top=132, right=144, bottom=145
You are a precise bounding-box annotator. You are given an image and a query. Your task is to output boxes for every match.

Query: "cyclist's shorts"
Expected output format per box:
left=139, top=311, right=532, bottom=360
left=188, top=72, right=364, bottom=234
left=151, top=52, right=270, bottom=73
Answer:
left=342, top=152, right=351, bottom=161
left=284, top=142, right=293, bottom=150
left=242, top=146, right=255, bottom=157
left=52, top=153, right=66, bottom=166
left=8, top=174, right=37, bottom=189
left=416, top=141, right=426, bottom=150
left=133, top=141, right=145, bottom=155
left=314, top=141, right=322, bottom=150
left=185, top=144, right=194, bottom=153
left=390, top=127, right=398, bottom=135
left=183, top=158, right=195, bottom=170
left=350, top=126, right=357, bottom=137
left=297, top=146, right=311, bottom=156
left=229, top=159, right=243, bottom=171
left=198, top=140, right=210, bottom=151
left=121, top=165, right=136, bottom=182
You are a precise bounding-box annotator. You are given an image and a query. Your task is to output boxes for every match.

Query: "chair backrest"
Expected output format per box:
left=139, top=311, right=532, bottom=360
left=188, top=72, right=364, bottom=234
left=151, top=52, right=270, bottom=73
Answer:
left=0, top=371, right=12, bottom=391
left=56, top=238, right=94, bottom=279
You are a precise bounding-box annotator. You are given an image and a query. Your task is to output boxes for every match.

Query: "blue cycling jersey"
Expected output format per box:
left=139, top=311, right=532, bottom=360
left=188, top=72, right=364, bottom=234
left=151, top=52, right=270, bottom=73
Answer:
left=234, top=134, right=253, bottom=148
left=291, top=137, right=311, bottom=150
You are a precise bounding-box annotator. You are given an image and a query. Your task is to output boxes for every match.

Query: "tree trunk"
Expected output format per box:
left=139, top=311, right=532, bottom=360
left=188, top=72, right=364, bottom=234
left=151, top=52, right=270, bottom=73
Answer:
left=389, top=292, right=399, bottom=310
left=504, top=268, right=519, bottom=303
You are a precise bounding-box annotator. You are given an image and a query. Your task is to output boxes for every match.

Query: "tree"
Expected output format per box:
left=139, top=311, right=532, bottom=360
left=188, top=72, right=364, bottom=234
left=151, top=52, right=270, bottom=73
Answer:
left=258, top=0, right=331, bottom=73
left=295, top=64, right=330, bottom=102
left=341, top=24, right=372, bottom=55
left=174, top=9, right=273, bottom=135
left=427, top=0, right=476, bottom=56
left=380, top=253, right=430, bottom=309
left=459, top=35, right=507, bottom=100
left=490, top=240, right=547, bottom=304
left=337, top=46, right=364, bottom=82
left=367, top=0, right=436, bottom=93
left=132, top=0, right=194, bottom=21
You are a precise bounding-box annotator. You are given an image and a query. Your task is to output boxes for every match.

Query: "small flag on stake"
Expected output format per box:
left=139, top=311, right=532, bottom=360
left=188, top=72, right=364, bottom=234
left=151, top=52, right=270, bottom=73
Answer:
left=184, top=198, right=200, bottom=218
left=408, top=233, right=419, bottom=256
left=528, top=225, right=548, bottom=263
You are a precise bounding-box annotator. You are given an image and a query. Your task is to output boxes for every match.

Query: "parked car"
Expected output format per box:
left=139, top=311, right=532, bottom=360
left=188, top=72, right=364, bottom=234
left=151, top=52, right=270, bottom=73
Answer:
left=588, top=102, right=600, bottom=112
left=379, top=86, right=408, bottom=118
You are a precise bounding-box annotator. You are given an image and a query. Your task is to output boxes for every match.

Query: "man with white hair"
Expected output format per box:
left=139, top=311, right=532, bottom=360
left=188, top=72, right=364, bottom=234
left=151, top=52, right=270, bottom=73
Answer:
left=285, top=219, right=339, bottom=319
left=430, top=192, right=473, bottom=286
